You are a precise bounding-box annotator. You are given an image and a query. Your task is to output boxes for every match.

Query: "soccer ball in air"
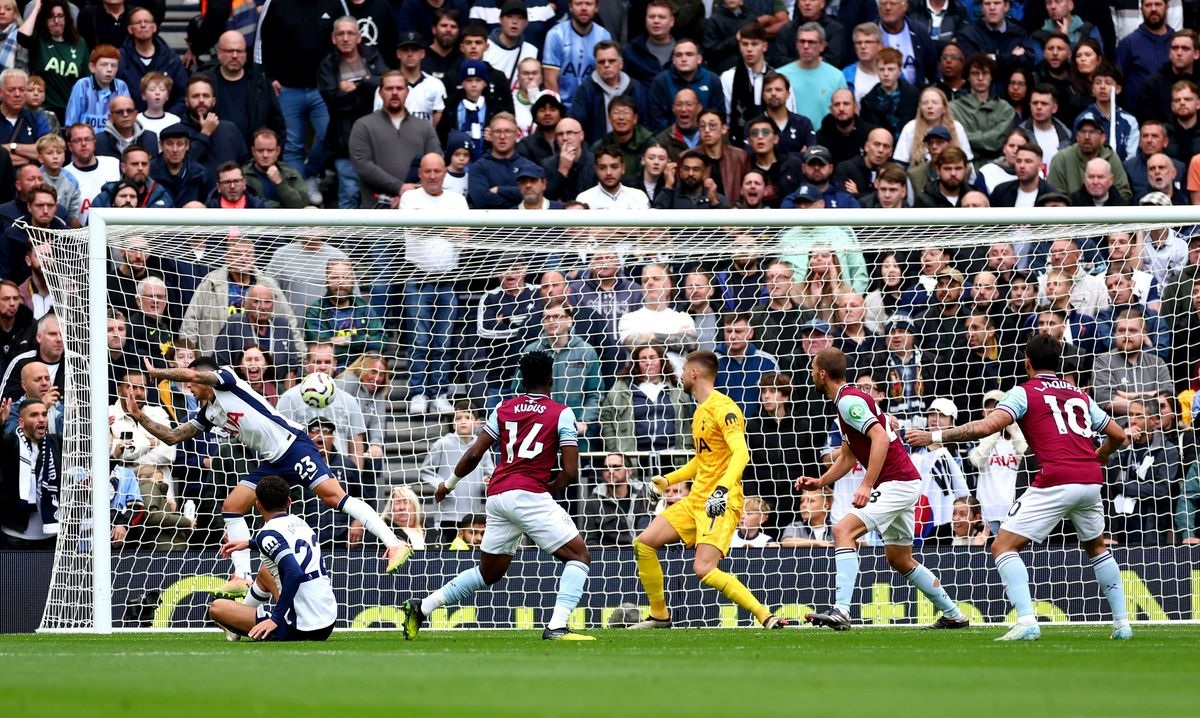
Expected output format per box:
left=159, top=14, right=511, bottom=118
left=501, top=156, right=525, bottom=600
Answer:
left=300, top=372, right=337, bottom=409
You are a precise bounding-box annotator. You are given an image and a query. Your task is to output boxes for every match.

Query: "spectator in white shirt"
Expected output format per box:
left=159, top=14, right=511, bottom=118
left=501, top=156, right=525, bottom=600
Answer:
left=617, top=263, right=697, bottom=360
left=575, top=145, right=651, bottom=209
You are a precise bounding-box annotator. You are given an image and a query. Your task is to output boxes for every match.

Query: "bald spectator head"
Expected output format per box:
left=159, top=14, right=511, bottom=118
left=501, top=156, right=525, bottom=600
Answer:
left=961, top=190, right=990, bottom=207
left=672, top=88, right=700, bottom=130
left=1146, top=153, right=1177, bottom=194
left=108, top=95, right=138, bottom=136
left=1083, top=157, right=1115, bottom=200
left=539, top=270, right=568, bottom=301
left=829, top=87, right=856, bottom=123
left=216, top=31, right=248, bottom=79
left=556, top=117, right=584, bottom=153
left=417, top=152, right=447, bottom=196
left=20, top=361, right=52, bottom=401
left=864, top=127, right=894, bottom=167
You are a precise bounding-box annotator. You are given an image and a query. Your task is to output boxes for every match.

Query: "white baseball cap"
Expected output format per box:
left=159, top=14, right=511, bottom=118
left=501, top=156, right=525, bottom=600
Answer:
left=928, top=397, right=959, bottom=421
left=983, top=389, right=1007, bottom=406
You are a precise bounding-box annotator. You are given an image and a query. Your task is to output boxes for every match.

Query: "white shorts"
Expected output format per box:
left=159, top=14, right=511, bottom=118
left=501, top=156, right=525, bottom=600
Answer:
left=848, top=480, right=920, bottom=546
left=1001, top=483, right=1105, bottom=543
left=480, top=489, right=580, bottom=556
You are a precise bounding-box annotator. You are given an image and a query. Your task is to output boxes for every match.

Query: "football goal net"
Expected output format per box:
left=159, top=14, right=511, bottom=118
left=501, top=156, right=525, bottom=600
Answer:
left=24, top=206, right=1200, bottom=632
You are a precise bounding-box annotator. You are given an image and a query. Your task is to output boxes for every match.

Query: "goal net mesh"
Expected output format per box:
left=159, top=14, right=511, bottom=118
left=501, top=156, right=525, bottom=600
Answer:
left=27, top=211, right=1200, bottom=631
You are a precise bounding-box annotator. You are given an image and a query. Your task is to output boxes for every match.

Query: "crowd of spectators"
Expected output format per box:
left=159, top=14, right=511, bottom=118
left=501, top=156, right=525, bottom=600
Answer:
left=4, top=1, right=1200, bottom=552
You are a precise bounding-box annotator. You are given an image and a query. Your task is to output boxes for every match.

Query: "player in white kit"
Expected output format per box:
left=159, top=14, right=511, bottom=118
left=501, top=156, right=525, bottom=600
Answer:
left=209, top=475, right=337, bottom=641
left=125, top=357, right=410, bottom=594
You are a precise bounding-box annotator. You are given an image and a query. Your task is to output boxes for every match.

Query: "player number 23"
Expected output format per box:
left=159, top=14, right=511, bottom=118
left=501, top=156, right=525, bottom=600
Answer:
left=504, top=421, right=546, bottom=460
left=294, top=456, right=319, bottom=482
left=1043, top=395, right=1092, bottom=438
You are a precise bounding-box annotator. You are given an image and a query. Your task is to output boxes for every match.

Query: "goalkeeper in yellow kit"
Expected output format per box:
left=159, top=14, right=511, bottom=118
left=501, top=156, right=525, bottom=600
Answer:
left=628, top=350, right=791, bottom=630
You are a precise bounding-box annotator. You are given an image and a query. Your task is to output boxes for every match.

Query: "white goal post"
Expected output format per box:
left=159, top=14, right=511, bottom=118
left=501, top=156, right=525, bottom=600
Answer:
left=27, top=205, right=1200, bottom=632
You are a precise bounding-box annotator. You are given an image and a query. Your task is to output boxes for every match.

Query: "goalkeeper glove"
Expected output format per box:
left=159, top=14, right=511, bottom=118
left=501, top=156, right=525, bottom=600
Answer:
left=705, top=486, right=729, bottom=518
left=650, top=476, right=669, bottom=495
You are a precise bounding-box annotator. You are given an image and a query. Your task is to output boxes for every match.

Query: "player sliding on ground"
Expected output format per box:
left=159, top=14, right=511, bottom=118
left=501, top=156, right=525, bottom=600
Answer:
left=629, top=350, right=791, bottom=630
left=400, top=351, right=594, bottom=641
left=799, top=347, right=967, bottom=631
left=208, top=475, right=336, bottom=641
left=908, top=334, right=1131, bottom=641
left=124, top=357, right=412, bottom=594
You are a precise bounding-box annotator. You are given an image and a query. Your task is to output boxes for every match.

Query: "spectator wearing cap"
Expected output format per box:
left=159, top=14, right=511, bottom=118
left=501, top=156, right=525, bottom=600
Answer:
left=395, top=31, right=448, bottom=127
left=773, top=23, right=847, bottom=128
left=915, top=146, right=970, bottom=207
left=443, top=23, right=515, bottom=116
left=913, top=396, right=970, bottom=532
left=516, top=93, right=564, bottom=166
left=481, top=1, right=539, bottom=93
left=880, top=313, right=937, bottom=428
left=786, top=144, right=859, bottom=208
left=571, top=40, right=651, bottom=145
left=438, top=59, right=500, bottom=160
left=716, top=312, right=778, bottom=419
left=950, top=53, right=1016, bottom=166
left=1047, top=110, right=1133, bottom=200
left=577, top=146, right=650, bottom=209
left=915, top=266, right=968, bottom=351
left=349, top=70, right=440, bottom=208
left=646, top=38, right=726, bottom=133
left=653, top=149, right=726, bottom=208
left=442, top=130, right=473, bottom=197
left=318, top=16, right=389, bottom=209
left=515, top=164, right=563, bottom=209
left=542, top=0, right=611, bottom=110
left=199, top=30, right=285, bottom=150
left=468, top=112, right=540, bottom=208
left=816, top=88, right=877, bottom=166
left=1143, top=152, right=1188, bottom=205
left=1069, top=157, right=1129, bottom=208
left=149, top=122, right=211, bottom=207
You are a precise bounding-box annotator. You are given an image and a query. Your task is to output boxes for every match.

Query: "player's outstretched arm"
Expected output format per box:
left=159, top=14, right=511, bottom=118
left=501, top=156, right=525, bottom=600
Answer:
left=146, top=366, right=222, bottom=386
left=908, top=409, right=1014, bottom=447
left=438, top=431, right=497, bottom=502
left=124, top=393, right=200, bottom=446
left=1096, top=419, right=1127, bottom=465
left=797, top=443, right=856, bottom=490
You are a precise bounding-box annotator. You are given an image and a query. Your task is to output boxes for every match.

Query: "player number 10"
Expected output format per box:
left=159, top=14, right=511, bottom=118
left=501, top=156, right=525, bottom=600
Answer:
left=1043, top=395, right=1092, bottom=438
left=504, top=421, right=546, bottom=460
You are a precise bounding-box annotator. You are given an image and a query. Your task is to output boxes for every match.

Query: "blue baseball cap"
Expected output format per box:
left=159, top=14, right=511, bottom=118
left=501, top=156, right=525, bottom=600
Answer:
left=517, top=165, right=546, bottom=180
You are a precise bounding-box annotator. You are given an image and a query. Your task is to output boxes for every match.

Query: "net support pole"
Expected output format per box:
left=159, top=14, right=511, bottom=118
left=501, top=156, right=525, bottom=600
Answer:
left=89, top=214, right=112, bottom=634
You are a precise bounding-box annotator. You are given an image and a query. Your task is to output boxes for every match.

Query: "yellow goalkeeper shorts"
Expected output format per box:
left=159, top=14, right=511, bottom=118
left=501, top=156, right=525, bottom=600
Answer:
left=663, top=497, right=741, bottom=555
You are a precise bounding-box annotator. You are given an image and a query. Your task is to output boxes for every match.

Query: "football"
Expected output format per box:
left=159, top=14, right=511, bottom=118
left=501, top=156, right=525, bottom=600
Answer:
left=300, top=372, right=336, bottom=409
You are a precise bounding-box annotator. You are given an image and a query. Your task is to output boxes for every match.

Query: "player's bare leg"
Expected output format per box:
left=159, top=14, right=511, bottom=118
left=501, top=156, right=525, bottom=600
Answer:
left=885, top=544, right=967, bottom=630
left=214, top=485, right=258, bottom=596
left=543, top=535, right=595, bottom=640
left=806, top=515, right=868, bottom=630
left=1081, top=535, right=1132, bottom=639
left=208, top=599, right=258, bottom=639
left=990, top=529, right=1041, bottom=641
left=402, top=552, right=513, bottom=641
left=693, top=542, right=787, bottom=629
left=313, top=479, right=412, bottom=573
left=628, top=515, right=682, bottom=628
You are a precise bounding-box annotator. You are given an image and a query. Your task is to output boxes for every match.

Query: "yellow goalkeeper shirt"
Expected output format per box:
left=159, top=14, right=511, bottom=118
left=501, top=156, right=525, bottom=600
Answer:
left=666, top=390, right=748, bottom=507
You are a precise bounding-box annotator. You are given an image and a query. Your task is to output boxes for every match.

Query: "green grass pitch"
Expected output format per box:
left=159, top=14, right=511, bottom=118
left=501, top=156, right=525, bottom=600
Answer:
left=1, top=626, right=1196, bottom=718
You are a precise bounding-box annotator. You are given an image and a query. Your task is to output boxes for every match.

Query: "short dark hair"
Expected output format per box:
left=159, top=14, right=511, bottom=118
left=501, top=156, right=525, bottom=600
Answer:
left=1030, top=83, right=1058, bottom=101
left=520, top=350, right=554, bottom=390
left=745, top=114, right=778, bottom=135
left=189, top=356, right=220, bottom=372
left=608, top=94, right=638, bottom=114
left=737, top=21, right=766, bottom=43
left=255, top=475, right=291, bottom=512
left=813, top=347, right=847, bottom=381
left=122, top=144, right=150, bottom=162
left=1025, top=333, right=1062, bottom=372
left=458, top=513, right=485, bottom=528
left=187, top=73, right=215, bottom=95
left=678, top=148, right=709, bottom=167
left=216, top=160, right=242, bottom=177
left=595, top=144, right=625, bottom=163
left=964, top=52, right=996, bottom=76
